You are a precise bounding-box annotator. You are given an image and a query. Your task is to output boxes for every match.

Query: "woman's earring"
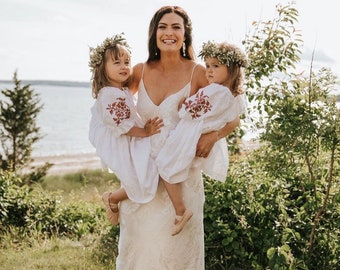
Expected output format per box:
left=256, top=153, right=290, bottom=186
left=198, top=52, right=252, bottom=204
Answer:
left=182, top=42, right=186, bottom=56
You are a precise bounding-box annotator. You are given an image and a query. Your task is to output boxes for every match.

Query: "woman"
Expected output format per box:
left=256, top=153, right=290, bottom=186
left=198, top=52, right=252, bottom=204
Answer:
left=116, top=6, right=240, bottom=269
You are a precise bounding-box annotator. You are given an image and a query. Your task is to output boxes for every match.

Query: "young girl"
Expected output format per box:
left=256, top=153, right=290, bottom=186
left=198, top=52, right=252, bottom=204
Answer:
left=88, top=33, right=163, bottom=225
left=156, top=41, right=248, bottom=234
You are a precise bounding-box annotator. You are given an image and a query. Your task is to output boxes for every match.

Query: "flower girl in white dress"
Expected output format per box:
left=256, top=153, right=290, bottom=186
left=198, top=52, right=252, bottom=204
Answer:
left=156, top=41, right=248, bottom=230
left=88, top=34, right=163, bottom=224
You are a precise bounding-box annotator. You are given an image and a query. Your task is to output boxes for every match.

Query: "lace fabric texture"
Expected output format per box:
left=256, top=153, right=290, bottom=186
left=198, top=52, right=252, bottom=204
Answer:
left=116, top=80, right=205, bottom=270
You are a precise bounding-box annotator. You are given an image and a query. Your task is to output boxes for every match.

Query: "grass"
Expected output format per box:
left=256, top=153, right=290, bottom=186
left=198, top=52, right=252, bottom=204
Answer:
left=0, top=236, right=114, bottom=270
left=40, top=169, right=120, bottom=202
left=0, top=169, right=119, bottom=270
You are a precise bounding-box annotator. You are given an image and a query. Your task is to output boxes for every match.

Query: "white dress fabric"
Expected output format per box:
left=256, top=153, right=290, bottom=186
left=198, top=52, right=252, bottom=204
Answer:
left=156, top=83, right=246, bottom=183
left=116, top=65, right=205, bottom=270
left=89, top=86, right=159, bottom=203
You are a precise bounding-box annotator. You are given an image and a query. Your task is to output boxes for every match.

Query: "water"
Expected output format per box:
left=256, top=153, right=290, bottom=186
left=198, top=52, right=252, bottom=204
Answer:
left=0, top=81, right=96, bottom=158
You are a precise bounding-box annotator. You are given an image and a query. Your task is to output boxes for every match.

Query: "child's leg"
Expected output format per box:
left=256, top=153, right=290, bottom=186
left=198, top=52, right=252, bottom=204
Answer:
left=161, top=178, right=193, bottom=236
left=109, top=187, right=128, bottom=204
left=102, top=187, right=128, bottom=225
left=162, top=179, right=186, bottom=216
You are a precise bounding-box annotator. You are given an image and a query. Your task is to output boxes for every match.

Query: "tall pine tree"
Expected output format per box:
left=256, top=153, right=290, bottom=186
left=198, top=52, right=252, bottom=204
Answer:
left=0, top=71, right=43, bottom=172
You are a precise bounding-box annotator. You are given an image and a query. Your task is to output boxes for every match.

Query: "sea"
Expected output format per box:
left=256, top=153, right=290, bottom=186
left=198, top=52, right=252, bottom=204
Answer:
left=0, top=80, right=97, bottom=160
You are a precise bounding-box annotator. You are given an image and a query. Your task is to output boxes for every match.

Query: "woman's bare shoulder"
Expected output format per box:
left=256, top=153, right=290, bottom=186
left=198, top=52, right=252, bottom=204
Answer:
left=129, top=63, right=144, bottom=94
left=193, top=63, right=206, bottom=74
left=191, top=63, right=208, bottom=95
left=133, top=63, right=144, bottom=74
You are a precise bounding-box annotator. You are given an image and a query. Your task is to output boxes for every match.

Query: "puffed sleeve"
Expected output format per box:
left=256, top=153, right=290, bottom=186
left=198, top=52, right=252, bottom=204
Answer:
left=178, top=84, right=232, bottom=130
left=99, top=87, right=135, bottom=137
left=179, top=84, right=231, bottom=119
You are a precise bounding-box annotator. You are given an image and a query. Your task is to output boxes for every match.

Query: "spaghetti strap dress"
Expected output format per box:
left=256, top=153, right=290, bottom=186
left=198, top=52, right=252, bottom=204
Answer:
left=156, top=83, right=247, bottom=183
left=116, top=65, right=205, bottom=270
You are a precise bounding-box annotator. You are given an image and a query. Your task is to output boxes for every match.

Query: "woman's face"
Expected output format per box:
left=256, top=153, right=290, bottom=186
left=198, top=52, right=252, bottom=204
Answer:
left=156, top=12, right=185, bottom=54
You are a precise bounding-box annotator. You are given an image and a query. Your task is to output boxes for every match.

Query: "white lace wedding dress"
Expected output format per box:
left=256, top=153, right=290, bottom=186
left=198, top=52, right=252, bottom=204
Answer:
left=116, top=70, right=205, bottom=269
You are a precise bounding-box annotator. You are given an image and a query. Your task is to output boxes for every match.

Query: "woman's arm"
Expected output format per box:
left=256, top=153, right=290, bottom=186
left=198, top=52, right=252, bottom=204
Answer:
left=129, top=63, right=143, bottom=95
left=196, top=117, right=240, bottom=158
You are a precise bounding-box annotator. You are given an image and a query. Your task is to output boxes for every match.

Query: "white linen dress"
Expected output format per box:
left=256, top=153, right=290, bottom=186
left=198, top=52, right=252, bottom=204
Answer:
left=89, top=86, right=159, bottom=203
left=116, top=65, right=206, bottom=270
left=156, top=83, right=247, bottom=184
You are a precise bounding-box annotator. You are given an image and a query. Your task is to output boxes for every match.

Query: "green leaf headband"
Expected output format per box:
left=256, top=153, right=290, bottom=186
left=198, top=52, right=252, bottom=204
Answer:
left=88, top=33, right=131, bottom=71
left=198, top=41, right=248, bottom=68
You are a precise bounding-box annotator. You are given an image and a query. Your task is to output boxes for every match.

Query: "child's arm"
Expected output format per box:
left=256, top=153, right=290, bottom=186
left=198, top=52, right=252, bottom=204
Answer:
left=125, top=117, right=163, bottom=137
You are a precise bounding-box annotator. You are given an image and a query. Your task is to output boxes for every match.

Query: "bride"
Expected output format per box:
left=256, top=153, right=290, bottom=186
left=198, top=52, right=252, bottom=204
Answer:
left=116, top=6, right=240, bottom=269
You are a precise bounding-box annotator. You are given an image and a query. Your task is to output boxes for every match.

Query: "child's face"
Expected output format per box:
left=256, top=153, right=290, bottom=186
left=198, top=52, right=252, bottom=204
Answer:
left=105, top=50, right=131, bottom=88
left=204, top=57, right=229, bottom=86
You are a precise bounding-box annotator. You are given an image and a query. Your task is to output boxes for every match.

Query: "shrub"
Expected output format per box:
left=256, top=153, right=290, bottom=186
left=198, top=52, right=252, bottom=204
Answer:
left=0, top=71, right=51, bottom=183
left=204, top=147, right=339, bottom=269
left=0, top=170, right=106, bottom=239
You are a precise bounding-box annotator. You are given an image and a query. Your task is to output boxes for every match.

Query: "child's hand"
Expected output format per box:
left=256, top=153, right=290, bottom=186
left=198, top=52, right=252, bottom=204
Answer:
left=144, top=117, right=164, bottom=136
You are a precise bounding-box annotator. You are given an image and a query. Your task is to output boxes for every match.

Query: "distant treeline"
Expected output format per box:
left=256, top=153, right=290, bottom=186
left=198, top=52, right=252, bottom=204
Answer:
left=0, top=80, right=91, bottom=88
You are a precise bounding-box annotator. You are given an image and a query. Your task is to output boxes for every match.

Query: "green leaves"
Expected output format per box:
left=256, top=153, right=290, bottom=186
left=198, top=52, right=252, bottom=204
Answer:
left=204, top=1, right=339, bottom=269
left=0, top=171, right=106, bottom=239
left=0, top=71, right=43, bottom=172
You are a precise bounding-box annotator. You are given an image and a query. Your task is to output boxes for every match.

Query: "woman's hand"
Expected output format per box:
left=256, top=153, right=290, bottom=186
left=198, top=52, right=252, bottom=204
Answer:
left=195, top=117, right=240, bottom=158
left=196, top=131, right=218, bottom=158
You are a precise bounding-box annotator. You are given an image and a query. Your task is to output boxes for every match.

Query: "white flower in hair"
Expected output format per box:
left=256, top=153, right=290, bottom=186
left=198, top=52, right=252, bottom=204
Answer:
left=88, top=32, right=130, bottom=72
left=199, top=41, right=248, bottom=68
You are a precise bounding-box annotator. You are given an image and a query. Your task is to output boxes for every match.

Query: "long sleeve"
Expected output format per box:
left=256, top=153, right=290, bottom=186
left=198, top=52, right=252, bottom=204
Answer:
left=96, top=87, right=136, bottom=137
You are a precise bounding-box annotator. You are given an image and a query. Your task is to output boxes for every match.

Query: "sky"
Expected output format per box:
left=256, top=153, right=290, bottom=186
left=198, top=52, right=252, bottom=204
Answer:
left=0, top=0, right=339, bottom=82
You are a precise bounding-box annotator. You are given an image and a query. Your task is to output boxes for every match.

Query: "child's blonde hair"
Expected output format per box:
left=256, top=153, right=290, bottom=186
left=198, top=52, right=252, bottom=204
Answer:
left=199, top=41, right=248, bottom=96
left=89, top=33, right=131, bottom=98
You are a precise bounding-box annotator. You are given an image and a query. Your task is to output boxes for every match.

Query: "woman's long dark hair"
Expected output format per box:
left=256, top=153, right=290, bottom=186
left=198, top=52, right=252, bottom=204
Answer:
left=147, top=6, right=194, bottom=63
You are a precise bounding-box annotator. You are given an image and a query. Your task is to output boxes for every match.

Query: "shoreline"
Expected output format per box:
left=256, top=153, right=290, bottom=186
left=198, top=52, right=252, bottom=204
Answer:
left=30, top=152, right=102, bottom=175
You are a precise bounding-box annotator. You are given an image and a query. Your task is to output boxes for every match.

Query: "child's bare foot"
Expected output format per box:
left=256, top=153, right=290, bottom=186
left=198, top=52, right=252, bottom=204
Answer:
left=172, top=209, right=193, bottom=236
left=102, top=192, right=119, bottom=225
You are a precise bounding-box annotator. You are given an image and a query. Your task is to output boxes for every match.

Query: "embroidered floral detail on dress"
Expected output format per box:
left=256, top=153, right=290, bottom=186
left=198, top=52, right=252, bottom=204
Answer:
left=184, top=91, right=212, bottom=119
left=106, top=97, right=131, bottom=125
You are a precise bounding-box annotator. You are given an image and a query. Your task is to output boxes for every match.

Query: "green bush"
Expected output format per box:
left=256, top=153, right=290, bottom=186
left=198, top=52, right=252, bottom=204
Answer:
left=204, top=157, right=290, bottom=269
left=204, top=146, right=339, bottom=270
left=0, top=171, right=106, bottom=239
left=92, top=226, right=120, bottom=267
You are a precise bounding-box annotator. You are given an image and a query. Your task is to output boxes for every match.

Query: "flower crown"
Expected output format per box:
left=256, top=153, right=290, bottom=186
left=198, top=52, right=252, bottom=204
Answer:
left=88, top=33, right=131, bottom=71
left=198, top=41, right=248, bottom=68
